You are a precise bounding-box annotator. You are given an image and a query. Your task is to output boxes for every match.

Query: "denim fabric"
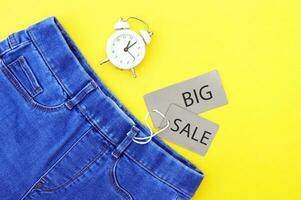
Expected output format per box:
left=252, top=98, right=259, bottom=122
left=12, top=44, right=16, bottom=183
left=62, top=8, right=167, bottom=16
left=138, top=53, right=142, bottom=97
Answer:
left=0, top=17, right=204, bottom=200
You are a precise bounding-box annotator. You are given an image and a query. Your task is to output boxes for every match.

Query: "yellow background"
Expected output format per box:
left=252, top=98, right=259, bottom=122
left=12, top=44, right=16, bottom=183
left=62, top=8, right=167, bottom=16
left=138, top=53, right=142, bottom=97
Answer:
left=1, top=0, right=300, bottom=199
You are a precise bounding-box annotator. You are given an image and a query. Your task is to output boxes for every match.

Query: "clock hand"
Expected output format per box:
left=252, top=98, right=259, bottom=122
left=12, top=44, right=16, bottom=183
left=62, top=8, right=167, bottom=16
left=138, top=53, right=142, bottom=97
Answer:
left=127, top=41, right=137, bottom=49
left=124, top=40, right=131, bottom=51
left=127, top=50, right=135, bottom=60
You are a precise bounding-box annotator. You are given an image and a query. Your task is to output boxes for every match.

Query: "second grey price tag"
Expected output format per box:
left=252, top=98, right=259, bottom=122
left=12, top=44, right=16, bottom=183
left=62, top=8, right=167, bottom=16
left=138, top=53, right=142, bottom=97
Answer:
left=159, top=104, right=219, bottom=156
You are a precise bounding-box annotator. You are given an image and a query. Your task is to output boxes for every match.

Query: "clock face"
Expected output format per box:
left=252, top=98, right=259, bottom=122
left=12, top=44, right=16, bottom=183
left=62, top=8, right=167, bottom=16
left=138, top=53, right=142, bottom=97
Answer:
left=106, top=30, right=146, bottom=70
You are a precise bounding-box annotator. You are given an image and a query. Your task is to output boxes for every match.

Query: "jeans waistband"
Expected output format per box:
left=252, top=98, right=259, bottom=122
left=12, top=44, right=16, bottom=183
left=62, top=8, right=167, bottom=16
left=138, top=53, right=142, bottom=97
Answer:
left=0, top=17, right=204, bottom=198
left=0, top=30, right=30, bottom=57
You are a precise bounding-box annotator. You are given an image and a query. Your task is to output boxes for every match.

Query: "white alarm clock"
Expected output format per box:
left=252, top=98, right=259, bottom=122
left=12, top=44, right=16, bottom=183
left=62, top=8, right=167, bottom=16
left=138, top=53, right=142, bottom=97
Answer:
left=100, top=17, right=153, bottom=78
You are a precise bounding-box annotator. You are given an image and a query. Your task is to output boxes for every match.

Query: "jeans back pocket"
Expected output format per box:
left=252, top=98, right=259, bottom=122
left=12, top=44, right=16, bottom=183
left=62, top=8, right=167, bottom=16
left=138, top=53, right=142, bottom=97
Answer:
left=112, top=155, right=180, bottom=200
left=35, top=128, right=111, bottom=193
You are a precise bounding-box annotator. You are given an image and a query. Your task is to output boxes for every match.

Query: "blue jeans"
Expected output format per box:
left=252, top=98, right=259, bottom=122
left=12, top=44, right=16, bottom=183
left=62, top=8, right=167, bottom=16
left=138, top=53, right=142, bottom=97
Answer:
left=0, top=17, right=203, bottom=200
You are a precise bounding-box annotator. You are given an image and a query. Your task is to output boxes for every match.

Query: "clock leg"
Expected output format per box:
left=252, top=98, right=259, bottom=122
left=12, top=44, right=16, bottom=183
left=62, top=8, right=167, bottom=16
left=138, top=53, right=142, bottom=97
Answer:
left=100, top=58, right=109, bottom=65
left=131, top=68, right=137, bottom=78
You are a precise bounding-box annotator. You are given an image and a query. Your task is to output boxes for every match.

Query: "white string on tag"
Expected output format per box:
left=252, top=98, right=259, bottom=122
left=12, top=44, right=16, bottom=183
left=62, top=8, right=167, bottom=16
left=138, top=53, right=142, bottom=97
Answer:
left=133, top=109, right=170, bottom=145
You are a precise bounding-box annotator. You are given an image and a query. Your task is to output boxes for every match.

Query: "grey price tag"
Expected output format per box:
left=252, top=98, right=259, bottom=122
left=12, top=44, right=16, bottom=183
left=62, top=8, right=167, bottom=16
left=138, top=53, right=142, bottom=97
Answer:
left=159, top=104, right=219, bottom=156
left=144, top=70, right=228, bottom=128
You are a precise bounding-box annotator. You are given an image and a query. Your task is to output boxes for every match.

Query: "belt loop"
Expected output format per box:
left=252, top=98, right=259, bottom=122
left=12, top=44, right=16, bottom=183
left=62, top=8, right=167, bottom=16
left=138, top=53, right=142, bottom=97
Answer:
left=65, top=81, right=97, bottom=110
left=112, top=126, right=140, bottom=159
left=8, top=33, right=18, bottom=49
